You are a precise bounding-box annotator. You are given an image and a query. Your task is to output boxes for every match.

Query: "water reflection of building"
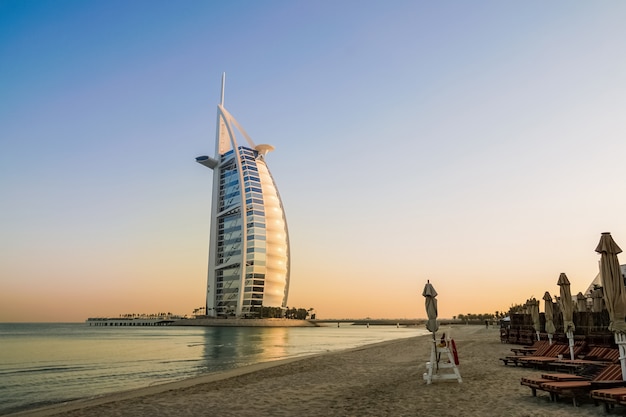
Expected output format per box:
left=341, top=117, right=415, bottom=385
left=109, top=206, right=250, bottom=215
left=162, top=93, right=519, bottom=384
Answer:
left=196, top=74, right=290, bottom=318
left=201, top=327, right=288, bottom=370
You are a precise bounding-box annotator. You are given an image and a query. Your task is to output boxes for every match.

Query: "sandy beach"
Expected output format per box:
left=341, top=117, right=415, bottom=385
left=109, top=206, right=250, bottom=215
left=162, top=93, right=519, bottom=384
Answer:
left=12, top=325, right=624, bottom=417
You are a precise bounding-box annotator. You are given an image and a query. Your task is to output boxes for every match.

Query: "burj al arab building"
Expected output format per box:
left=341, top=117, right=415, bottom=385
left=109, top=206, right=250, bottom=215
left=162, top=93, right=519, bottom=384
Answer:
left=196, top=74, right=290, bottom=318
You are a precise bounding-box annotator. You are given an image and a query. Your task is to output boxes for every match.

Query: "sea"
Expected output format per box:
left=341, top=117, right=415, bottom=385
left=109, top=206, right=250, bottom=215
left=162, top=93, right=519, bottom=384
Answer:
left=0, top=322, right=427, bottom=415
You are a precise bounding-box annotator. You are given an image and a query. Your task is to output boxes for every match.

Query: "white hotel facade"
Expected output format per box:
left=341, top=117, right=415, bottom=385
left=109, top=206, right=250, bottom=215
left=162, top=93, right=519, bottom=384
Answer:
left=196, top=75, right=290, bottom=318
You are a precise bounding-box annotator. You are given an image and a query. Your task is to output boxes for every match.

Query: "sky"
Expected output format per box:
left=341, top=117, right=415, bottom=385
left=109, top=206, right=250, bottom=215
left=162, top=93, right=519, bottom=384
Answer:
left=2, top=1, right=626, bottom=322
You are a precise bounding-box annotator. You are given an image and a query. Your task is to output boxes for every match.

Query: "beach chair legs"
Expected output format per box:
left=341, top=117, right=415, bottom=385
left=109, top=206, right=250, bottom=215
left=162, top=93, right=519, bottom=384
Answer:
left=548, top=391, right=586, bottom=407
left=548, top=392, right=585, bottom=407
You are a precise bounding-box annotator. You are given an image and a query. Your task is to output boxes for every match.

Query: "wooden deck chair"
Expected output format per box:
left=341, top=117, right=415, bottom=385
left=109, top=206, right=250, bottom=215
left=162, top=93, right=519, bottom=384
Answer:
left=539, top=364, right=625, bottom=406
left=500, top=342, right=565, bottom=366
left=584, top=347, right=614, bottom=361
left=510, top=340, right=547, bottom=356
left=521, top=363, right=606, bottom=397
left=600, top=348, right=620, bottom=363
left=547, top=347, right=619, bottom=372
left=590, top=386, right=626, bottom=412
left=516, top=343, right=575, bottom=368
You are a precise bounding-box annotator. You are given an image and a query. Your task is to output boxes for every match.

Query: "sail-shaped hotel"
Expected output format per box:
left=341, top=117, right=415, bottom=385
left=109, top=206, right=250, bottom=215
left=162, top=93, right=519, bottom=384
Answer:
left=196, top=75, right=290, bottom=318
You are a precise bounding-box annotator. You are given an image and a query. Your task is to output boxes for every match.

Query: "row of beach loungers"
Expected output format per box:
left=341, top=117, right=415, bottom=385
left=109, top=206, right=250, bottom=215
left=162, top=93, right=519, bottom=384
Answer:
left=500, top=339, right=626, bottom=411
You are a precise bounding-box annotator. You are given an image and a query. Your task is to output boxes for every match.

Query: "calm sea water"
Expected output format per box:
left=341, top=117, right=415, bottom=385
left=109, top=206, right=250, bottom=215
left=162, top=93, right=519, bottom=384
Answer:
left=0, top=323, right=426, bottom=415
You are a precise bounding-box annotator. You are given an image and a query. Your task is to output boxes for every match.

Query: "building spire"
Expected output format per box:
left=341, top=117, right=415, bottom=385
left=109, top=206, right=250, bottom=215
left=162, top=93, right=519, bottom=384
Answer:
left=220, top=72, right=225, bottom=106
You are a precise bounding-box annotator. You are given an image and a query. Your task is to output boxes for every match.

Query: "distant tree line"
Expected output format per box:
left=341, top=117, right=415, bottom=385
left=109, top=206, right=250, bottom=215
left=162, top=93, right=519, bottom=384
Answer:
left=507, top=303, right=526, bottom=316
left=455, top=313, right=494, bottom=322
left=455, top=308, right=524, bottom=322
left=119, top=312, right=175, bottom=318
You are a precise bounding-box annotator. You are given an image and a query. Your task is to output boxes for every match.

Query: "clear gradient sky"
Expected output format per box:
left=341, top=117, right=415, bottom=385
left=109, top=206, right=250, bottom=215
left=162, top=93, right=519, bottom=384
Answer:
left=2, top=1, right=626, bottom=322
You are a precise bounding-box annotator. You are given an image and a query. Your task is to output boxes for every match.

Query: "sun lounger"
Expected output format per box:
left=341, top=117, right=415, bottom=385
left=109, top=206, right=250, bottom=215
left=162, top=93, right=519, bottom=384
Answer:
left=515, top=343, right=576, bottom=368
left=583, top=347, right=618, bottom=361
left=521, top=363, right=606, bottom=397
left=590, top=386, right=626, bottom=412
left=521, top=374, right=587, bottom=397
left=597, top=348, right=620, bottom=363
left=545, top=347, right=619, bottom=372
left=510, top=340, right=546, bottom=356
left=500, top=342, right=566, bottom=366
left=539, top=364, right=624, bottom=406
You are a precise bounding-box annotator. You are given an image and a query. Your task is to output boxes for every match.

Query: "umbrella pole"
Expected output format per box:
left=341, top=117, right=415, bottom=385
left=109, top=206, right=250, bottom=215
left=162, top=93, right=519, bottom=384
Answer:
left=536, top=331, right=540, bottom=342
left=567, top=330, right=575, bottom=360
left=547, top=334, right=553, bottom=345
left=433, top=332, right=440, bottom=371
left=615, top=333, right=626, bottom=381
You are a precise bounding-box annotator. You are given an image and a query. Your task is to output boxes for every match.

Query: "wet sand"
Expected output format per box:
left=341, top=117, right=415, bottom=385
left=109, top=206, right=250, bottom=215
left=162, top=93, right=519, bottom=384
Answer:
left=13, top=325, right=622, bottom=417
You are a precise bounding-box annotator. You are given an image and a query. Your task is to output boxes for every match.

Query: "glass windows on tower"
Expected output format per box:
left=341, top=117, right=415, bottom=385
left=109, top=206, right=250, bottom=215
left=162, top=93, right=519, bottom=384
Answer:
left=216, top=214, right=242, bottom=266
left=219, top=161, right=239, bottom=212
left=215, top=265, right=240, bottom=316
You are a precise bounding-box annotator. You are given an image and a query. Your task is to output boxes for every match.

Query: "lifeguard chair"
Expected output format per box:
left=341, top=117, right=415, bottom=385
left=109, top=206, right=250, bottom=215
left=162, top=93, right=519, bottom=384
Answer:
left=423, top=332, right=462, bottom=384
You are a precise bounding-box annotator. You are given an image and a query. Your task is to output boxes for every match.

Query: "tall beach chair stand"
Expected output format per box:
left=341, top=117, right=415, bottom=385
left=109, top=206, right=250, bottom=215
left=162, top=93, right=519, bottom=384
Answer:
left=423, top=333, right=462, bottom=384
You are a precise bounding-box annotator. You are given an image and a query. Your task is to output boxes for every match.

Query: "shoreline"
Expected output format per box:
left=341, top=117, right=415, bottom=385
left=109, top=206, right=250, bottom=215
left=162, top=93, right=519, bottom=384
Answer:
left=10, top=325, right=613, bottom=417
left=8, top=329, right=423, bottom=417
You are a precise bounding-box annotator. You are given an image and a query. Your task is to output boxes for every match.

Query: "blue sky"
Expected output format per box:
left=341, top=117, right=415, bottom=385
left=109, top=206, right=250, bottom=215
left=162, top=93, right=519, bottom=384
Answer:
left=2, top=1, right=626, bottom=321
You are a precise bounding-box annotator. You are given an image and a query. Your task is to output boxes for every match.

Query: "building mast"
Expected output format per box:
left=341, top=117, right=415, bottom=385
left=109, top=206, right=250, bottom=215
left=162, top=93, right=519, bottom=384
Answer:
left=220, top=72, right=225, bottom=106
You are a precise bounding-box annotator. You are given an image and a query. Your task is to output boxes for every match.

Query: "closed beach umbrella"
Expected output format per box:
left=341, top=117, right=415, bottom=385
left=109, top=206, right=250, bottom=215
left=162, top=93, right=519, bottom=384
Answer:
left=422, top=280, right=439, bottom=336
left=543, top=291, right=556, bottom=344
left=592, top=287, right=604, bottom=313
left=529, top=298, right=541, bottom=341
left=596, top=232, right=626, bottom=379
left=557, top=273, right=575, bottom=360
left=576, top=292, right=587, bottom=312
